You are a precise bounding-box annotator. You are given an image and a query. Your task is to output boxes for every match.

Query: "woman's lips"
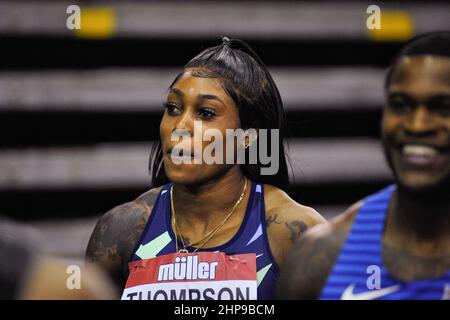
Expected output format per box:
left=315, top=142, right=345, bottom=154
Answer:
left=167, top=147, right=195, bottom=161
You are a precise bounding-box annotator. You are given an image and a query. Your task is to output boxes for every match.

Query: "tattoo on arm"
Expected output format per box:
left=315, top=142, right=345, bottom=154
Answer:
left=85, top=201, right=150, bottom=290
left=266, top=214, right=282, bottom=227
left=285, top=220, right=308, bottom=243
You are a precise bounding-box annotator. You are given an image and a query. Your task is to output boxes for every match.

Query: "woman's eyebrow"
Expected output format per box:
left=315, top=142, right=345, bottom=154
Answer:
left=198, top=94, right=225, bottom=107
left=168, top=87, right=184, bottom=97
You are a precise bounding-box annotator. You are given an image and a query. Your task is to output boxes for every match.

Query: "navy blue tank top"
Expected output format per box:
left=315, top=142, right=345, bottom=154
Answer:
left=321, top=185, right=450, bottom=300
left=129, top=180, right=279, bottom=300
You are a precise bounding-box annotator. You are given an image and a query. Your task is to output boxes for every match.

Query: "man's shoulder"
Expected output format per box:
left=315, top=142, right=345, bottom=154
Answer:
left=277, top=200, right=362, bottom=299
left=301, top=200, right=363, bottom=256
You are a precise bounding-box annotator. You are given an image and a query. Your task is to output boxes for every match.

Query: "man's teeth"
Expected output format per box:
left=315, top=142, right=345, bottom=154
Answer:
left=402, top=145, right=438, bottom=157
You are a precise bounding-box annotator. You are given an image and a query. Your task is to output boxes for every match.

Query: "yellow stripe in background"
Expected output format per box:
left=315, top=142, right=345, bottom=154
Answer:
left=369, top=11, right=414, bottom=42
left=76, top=7, right=116, bottom=39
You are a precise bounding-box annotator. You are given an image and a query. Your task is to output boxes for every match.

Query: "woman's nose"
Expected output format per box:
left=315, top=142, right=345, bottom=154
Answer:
left=173, top=110, right=194, bottom=136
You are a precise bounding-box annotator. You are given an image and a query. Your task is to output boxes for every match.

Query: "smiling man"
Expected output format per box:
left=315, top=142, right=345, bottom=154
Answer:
left=278, top=32, right=450, bottom=300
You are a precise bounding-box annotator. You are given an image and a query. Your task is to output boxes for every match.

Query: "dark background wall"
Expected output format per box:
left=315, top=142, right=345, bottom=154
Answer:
left=0, top=0, right=449, bottom=263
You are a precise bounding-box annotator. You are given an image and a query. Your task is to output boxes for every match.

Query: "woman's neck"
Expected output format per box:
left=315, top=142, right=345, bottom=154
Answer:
left=171, top=167, right=248, bottom=234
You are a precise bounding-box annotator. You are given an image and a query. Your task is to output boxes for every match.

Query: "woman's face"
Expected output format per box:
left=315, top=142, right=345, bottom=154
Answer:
left=160, top=70, right=242, bottom=185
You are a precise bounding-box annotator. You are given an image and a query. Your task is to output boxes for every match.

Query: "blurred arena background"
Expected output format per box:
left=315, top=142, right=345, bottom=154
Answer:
left=0, top=0, right=449, bottom=266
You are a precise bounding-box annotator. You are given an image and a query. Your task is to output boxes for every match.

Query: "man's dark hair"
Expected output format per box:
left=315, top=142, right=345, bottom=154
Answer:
left=385, top=31, right=450, bottom=89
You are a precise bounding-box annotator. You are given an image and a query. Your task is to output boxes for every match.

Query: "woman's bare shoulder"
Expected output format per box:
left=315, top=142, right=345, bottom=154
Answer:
left=263, top=184, right=326, bottom=229
left=100, top=186, right=163, bottom=226
left=262, top=184, right=326, bottom=267
left=85, top=186, right=163, bottom=289
left=134, top=186, right=163, bottom=210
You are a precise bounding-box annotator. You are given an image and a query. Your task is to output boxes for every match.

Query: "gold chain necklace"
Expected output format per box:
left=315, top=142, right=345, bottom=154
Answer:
left=170, top=177, right=248, bottom=253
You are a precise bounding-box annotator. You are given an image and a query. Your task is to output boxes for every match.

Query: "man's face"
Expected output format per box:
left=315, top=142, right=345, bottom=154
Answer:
left=382, top=55, right=450, bottom=193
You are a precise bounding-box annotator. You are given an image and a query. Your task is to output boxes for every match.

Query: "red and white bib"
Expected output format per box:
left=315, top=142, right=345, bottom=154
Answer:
left=121, top=252, right=257, bottom=300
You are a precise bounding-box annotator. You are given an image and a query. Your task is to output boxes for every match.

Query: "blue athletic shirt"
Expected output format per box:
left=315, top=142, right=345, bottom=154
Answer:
left=321, top=185, right=450, bottom=300
left=128, top=180, right=279, bottom=300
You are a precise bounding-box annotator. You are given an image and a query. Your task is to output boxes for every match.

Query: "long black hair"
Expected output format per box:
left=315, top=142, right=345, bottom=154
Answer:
left=149, top=37, right=290, bottom=190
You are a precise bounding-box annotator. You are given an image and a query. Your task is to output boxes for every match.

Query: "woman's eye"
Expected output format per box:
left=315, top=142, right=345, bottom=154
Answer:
left=197, top=108, right=217, bottom=120
left=163, top=103, right=181, bottom=115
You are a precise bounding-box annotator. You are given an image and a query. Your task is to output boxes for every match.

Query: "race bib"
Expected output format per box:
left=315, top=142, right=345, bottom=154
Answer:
left=121, top=252, right=257, bottom=300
